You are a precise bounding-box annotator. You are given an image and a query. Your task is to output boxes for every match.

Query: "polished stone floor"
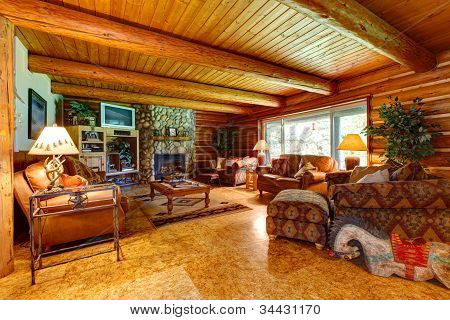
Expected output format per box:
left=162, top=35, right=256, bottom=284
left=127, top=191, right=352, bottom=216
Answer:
left=0, top=185, right=448, bottom=299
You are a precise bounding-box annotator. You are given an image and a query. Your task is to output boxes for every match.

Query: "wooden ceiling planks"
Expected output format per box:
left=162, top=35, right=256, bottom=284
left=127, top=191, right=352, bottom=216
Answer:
left=18, top=0, right=388, bottom=92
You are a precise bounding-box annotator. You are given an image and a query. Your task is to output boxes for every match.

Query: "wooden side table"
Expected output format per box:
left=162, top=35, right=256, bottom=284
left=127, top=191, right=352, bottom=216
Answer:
left=245, top=168, right=258, bottom=191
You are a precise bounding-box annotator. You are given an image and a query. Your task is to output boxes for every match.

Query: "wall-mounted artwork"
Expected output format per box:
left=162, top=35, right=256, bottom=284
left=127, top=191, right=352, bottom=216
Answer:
left=28, top=88, right=47, bottom=140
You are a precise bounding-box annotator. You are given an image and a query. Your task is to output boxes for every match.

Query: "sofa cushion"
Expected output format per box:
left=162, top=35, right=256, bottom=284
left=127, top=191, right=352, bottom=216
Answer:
left=63, top=156, right=103, bottom=185
left=280, top=154, right=303, bottom=177
left=349, top=165, right=390, bottom=183
left=276, top=177, right=302, bottom=189
left=267, top=189, right=329, bottom=224
left=391, top=162, right=428, bottom=181
left=216, top=157, right=226, bottom=169
left=24, top=161, right=53, bottom=192
left=271, top=158, right=288, bottom=176
left=301, top=155, right=336, bottom=173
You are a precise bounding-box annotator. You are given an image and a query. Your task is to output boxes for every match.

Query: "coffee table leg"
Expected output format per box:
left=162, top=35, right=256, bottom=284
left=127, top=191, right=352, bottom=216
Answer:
left=150, top=186, right=155, bottom=201
left=167, top=195, right=173, bottom=215
left=205, top=192, right=210, bottom=208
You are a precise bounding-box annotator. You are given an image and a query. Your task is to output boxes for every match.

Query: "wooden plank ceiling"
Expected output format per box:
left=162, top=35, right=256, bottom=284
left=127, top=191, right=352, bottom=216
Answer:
left=14, top=0, right=450, bottom=110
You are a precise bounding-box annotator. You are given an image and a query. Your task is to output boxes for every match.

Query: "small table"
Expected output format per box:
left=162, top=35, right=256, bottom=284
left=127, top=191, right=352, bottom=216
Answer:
left=29, top=184, right=120, bottom=285
left=246, top=168, right=258, bottom=191
left=150, top=180, right=211, bottom=214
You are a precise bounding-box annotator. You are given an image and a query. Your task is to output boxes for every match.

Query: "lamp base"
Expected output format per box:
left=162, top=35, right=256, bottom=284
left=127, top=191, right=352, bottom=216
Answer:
left=257, top=153, right=266, bottom=166
left=44, top=155, right=65, bottom=190
left=345, top=156, right=360, bottom=171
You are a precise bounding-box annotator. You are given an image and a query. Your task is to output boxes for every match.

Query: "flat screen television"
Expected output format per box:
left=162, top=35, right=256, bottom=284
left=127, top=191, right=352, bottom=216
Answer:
left=100, top=103, right=135, bottom=130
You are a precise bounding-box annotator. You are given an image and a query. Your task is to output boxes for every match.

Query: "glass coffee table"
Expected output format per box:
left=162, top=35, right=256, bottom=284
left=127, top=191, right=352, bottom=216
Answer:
left=149, top=180, right=211, bottom=214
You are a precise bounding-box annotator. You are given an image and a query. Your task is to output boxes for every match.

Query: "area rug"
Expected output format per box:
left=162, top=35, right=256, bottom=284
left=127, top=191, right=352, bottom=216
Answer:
left=124, top=185, right=252, bottom=232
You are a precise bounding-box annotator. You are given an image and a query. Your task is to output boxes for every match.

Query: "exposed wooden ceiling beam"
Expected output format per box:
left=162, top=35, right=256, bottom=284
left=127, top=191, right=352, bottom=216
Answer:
left=0, top=0, right=336, bottom=95
left=51, top=83, right=252, bottom=115
left=29, top=55, right=283, bottom=108
left=278, top=0, right=437, bottom=72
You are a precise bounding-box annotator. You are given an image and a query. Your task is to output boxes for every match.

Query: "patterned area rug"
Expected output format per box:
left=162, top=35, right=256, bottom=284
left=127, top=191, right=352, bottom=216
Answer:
left=124, top=185, right=252, bottom=231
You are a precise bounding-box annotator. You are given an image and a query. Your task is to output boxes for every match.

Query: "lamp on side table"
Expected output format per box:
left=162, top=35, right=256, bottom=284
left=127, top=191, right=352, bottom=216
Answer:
left=28, top=124, right=79, bottom=191
left=336, top=134, right=368, bottom=170
left=253, top=139, right=270, bottom=166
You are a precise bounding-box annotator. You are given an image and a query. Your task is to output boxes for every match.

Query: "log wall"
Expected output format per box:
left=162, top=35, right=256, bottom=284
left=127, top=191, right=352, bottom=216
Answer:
left=235, top=50, right=450, bottom=171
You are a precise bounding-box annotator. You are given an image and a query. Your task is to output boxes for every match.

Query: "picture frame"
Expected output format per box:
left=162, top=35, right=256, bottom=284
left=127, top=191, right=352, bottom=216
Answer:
left=167, top=127, right=177, bottom=137
left=28, top=88, right=47, bottom=140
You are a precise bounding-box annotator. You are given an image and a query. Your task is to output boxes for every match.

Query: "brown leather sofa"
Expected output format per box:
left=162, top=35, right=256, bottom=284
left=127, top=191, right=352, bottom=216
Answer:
left=14, top=161, right=129, bottom=250
left=257, top=154, right=338, bottom=196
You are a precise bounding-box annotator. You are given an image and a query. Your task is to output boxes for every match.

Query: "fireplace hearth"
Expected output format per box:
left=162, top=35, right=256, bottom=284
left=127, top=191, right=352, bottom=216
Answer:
left=154, top=153, right=186, bottom=180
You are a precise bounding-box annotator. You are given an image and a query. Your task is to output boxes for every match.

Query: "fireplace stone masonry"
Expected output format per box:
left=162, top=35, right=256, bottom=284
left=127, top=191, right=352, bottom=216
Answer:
left=135, top=105, right=195, bottom=184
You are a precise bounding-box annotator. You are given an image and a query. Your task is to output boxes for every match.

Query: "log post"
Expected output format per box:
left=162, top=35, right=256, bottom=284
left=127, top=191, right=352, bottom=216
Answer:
left=0, top=16, right=15, bottom=278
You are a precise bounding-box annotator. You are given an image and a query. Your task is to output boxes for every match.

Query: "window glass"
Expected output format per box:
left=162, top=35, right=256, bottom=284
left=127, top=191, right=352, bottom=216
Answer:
left=263, top=103, right=367, bottom=166
left=332, top=106, right=367, bottom=169
left=284, top=113, right=330, bottom=155
left=265, top=120, right=282, bottom=158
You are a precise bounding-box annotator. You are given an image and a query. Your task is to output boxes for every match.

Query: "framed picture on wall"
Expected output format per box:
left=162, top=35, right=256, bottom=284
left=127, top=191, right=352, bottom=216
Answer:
left=28, top=88, right=47, bottom=140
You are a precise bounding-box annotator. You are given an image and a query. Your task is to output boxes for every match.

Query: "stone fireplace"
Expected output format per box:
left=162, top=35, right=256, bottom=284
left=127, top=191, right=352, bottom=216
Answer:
left=135, top=104, right=195, bottom=184
left=154, top=153, right=186, bottom=180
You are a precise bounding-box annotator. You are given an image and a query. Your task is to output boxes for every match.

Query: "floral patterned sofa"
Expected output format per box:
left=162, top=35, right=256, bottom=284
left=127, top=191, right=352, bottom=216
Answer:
left=326, top=171, right=450, bottom=243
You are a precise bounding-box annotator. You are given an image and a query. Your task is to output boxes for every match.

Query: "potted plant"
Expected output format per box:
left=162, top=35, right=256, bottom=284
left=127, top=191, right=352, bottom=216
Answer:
left=363, top=96, right=439, bottom=165
left=68, top=101, right=96, bottom=126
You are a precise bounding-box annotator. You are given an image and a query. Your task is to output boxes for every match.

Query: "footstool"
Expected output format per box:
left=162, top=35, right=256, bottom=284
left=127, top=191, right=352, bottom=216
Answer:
left=266, top=189, right=330, bottom=249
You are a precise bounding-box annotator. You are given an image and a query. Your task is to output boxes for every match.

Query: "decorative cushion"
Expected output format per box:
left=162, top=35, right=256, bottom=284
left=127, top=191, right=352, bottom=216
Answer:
left=349, top=165, right=390, bottom=183
left=271, top=158, right=288, bottom=176
left=59, top=173, right=88, bottom=187
left=356, top=169, right=390, bottom=183
left=390, top=162, right=428, bottom=181
left=294, top=161, right=317, bottom=179
left=63, top=156, right=103, bottom=185
left=225, top=158, right=240, bottom=167
left=24, top=161, right=53, bottom=192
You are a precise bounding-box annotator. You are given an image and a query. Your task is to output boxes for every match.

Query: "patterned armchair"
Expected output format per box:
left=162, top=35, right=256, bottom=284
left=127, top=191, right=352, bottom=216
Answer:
left=326, top=172, right=450, bottom=243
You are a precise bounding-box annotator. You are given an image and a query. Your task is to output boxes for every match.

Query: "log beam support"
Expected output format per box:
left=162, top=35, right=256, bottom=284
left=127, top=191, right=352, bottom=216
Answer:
left=51, top=83, right=252, bottom=115
left=0, top=0, right=335, bottom=95
left=0, top=16, right=14, bottom=278
left=279, top=0, right=436, bottom=72
left=28, top=55, right=283, bottom=108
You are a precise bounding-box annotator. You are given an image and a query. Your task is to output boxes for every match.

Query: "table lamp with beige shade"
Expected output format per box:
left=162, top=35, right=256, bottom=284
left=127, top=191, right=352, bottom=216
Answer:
left=336, top=134, right=368, bottom=170
left=28, top=125, right=79, bottom=190
left=253, top=139, right=270, bottom=166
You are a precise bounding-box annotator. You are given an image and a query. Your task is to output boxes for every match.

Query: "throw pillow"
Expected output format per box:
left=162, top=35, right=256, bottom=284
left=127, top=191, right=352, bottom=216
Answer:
left=24, top=161, right=53, bottom=192
left=63, top=156, right=103, bottom=185
left=271, top=158, right=288, bottom=176
left=349, top=165, right=390, bottom=183
left=390, top=162, right=428, bottom=181
left=59, top=173, right=88, bottom=187
left=357, top=169, right=390, bottom=183
left=294, top=162, right=317, bottom=179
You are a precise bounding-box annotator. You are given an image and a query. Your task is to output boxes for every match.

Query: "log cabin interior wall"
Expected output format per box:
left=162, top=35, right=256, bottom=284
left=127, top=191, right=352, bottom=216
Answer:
left=1, top=0, right=450, bottom=278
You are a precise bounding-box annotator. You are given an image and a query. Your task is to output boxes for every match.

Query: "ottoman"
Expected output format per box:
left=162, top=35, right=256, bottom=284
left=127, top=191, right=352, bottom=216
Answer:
left=266, top=189, right=330, bottom=249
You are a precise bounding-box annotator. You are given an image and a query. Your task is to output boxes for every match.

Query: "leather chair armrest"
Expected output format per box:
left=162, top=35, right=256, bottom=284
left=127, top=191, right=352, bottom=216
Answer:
left=302, top=171, right=326, bottom=188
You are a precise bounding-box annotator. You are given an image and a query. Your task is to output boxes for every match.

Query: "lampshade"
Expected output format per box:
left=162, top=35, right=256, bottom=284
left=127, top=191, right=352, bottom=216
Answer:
left=28, top=125, right=79, bottom=155
left=253, top=139, right=270, bottom=151
left=337, top=134, right=368, bottom=151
